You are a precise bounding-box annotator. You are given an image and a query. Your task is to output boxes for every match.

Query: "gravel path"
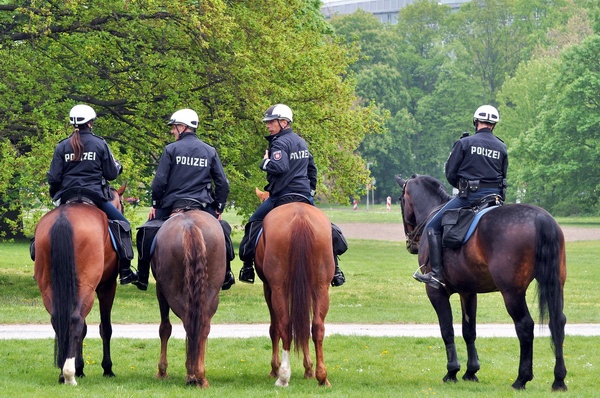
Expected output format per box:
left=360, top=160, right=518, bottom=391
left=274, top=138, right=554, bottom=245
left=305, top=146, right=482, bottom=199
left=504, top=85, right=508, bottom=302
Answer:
left=336, top=223, right=600, bottom=242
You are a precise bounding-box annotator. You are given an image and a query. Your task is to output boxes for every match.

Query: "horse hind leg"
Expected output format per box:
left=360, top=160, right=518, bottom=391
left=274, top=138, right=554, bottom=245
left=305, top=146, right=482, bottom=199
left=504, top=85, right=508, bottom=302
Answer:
left=312, top=319, right=331, bottom=387
left=275, top=350, right=292, bottom=387
left=502, top=292, right=534, bottom=390
left=156, top=295, right=172, bottom=380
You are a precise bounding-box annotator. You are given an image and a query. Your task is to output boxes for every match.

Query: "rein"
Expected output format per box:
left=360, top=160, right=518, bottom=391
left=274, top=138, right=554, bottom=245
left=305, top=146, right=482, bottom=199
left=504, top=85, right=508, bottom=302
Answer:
left=399, top=178, right=443, bottom=251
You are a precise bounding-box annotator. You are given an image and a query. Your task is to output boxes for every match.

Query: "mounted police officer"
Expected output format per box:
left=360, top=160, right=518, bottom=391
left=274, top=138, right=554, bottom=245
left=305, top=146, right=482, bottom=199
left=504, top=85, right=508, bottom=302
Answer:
left=134, top=108, right=235, bottom=291
left=414, top=105, right=508, bottom=289
left=47, top=104, right=137, bottom=285
left=238, top=104, right=346, bottom=287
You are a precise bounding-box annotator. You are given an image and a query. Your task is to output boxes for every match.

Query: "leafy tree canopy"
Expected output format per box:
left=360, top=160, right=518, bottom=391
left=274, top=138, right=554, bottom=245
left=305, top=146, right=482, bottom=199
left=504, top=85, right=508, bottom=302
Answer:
left=0, top=0, right=383, bottom=236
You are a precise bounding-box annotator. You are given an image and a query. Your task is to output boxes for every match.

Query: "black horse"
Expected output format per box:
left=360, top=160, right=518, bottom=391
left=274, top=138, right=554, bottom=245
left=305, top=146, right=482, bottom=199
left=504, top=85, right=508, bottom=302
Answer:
left=396, top=174, right=567, bottom=391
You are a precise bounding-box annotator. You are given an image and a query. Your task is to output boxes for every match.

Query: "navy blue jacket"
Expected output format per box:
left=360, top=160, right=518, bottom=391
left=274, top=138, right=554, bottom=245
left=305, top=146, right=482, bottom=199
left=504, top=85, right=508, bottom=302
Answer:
left=445, top=128, right=508, bottom=188
left=260, top=128, right=317, bottom=197
left=151, top=132, right=229, bottom=212
left=47, top=128, right=122, bottom=202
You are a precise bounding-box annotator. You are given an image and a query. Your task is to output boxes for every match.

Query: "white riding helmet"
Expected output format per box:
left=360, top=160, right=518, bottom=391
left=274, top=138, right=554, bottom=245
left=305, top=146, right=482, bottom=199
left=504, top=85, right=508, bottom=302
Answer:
left=69, top=104, right=96, bottom=125
left=262, top=104, right=293, bottom=123
left=168, top=108, right=199, bottom=129
left=473, top=105, right=500, bottom=125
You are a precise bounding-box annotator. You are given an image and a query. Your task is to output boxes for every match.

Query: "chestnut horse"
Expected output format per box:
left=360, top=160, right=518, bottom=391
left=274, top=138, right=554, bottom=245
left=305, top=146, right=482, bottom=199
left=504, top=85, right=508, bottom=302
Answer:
left=151, top=210, right=225, bottom=388
left=396, top=174, right=567, bottom=391
left=255, top=200, right=334, bottom=387
left=34, top=186, right=125, bottom=385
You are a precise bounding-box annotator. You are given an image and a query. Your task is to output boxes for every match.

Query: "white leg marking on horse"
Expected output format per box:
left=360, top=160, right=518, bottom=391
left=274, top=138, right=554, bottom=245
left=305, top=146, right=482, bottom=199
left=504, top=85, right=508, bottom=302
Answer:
left=275, top=350, right=291, bottom=387
left=63, top=357, right=77, bottom=385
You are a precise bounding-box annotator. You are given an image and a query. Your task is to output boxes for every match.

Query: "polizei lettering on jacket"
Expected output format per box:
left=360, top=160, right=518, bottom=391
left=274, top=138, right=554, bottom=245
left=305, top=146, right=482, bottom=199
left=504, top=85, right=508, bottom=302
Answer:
left=470, top=146, right=500, bottom=159
left=64, top=152, right=97, bottom=162
left=176, top=156, right=208, bottom=167
left=289, top=149, right=310, bottom=160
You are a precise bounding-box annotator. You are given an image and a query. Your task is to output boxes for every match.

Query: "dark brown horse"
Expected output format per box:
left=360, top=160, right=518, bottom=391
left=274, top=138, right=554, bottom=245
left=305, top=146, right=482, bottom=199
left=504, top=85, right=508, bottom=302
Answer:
left=34, top=186, right=125, bottom=385
left=255, top=201, right=334, bottom=387
left=151, top=210, right=225, bottom=388
left=396, top=174, right=567, bottom=391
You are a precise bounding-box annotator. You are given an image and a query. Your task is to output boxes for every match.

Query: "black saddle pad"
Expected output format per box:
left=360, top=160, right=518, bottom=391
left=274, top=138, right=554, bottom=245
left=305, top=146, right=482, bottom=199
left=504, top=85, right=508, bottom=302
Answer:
left=274, top=193, right=311, bottom=207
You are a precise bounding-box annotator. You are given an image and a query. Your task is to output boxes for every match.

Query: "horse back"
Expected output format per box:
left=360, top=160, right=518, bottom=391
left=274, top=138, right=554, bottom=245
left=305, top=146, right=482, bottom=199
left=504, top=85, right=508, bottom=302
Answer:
left=153, top=211, right=225, bottom=317
left=34, top=204, right=113, bottom=313
left=257, top=203, right=334, bottom=283
left=443, top=204, right=564, bottom=293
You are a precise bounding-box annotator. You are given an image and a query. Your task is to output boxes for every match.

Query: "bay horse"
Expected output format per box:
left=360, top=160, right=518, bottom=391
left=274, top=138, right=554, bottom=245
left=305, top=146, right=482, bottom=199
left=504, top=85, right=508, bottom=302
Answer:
left=151, top=209, right=225, bottom=388
left=395, top=174, right=567, bottom=391
left=34, top=185, right=125, bottom=385
left=255, top=199, right=334, bottom=387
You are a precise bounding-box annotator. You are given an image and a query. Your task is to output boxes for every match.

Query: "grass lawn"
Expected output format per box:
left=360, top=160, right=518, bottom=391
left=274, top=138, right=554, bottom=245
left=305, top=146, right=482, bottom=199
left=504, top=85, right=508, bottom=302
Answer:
left=2, top=208, right=598, bottom=396
left=1, top=238, right=599, bottom=325
left=0, top=335, right=595, bottom=397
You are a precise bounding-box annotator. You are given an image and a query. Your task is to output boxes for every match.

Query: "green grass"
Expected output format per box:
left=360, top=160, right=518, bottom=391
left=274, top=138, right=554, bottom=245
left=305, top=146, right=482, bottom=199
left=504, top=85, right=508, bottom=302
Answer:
left=0, top=335, right=594, bottom=397
left=2, top=238, right=599, bottom=325
left=3, top=211, right=599, bottom=395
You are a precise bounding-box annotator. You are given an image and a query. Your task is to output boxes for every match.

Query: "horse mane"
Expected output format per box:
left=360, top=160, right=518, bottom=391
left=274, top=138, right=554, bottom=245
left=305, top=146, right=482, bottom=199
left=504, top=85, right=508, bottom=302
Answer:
left=412, top=174, right=452, bottom=204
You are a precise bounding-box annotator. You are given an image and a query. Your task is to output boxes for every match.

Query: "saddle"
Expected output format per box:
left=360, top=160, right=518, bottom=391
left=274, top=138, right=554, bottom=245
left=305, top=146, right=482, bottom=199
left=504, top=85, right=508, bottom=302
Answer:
left=61, top=187, right=102, bottom=207
left=274, top=193, right=312, bottom=207
left=441, top=194, right=503, bottom=249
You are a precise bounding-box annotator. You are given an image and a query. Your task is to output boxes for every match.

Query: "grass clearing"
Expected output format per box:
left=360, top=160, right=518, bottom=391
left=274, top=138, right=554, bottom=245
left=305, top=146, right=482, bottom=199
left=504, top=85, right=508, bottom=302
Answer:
left=0, top=335, right=595, bottom=397
left=2, top=238, right=599, bottom=324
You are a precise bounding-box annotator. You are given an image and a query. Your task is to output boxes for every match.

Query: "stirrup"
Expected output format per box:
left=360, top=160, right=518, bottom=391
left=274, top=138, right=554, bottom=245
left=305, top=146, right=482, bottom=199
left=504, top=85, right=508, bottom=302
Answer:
left=239, top=266, right=255, bottom=284
left=222, top=270, right=235, bottom=290
left=412, top=270, right=444, bottom=289
left=132, top=275, right=148, bottom=291
left=331, top=268, right=345, bottom=287
left=120, top=269, right=138, bottom=285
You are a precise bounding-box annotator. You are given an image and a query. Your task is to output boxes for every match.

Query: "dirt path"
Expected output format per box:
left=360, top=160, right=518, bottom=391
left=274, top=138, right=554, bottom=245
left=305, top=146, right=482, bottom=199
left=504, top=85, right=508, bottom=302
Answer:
left=336, top=223, right=600, bottom=242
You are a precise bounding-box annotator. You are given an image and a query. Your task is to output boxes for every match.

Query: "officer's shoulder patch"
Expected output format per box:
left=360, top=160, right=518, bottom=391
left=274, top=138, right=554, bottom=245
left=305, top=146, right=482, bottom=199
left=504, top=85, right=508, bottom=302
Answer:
left=273, top=150, right=282, bottom=161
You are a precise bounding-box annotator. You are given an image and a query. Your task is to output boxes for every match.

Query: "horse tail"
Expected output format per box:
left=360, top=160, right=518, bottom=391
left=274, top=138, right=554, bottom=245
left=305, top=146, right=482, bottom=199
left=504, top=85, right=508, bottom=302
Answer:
left=289, top=215, right=314, bottom=353
left=181, top=218, right=208, bottom=372
left=534, top=213, right=566, bottom=350
left=49, top=211, right=78, bottom=368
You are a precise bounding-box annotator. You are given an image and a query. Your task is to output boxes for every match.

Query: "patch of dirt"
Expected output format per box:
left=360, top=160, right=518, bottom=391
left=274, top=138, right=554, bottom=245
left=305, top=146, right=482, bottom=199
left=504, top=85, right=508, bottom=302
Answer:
left=336, top=223, right=600, bottom=242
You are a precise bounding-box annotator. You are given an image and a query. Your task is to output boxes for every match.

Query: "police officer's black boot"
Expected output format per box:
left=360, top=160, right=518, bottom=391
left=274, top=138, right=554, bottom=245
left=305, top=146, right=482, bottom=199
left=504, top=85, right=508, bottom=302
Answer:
left=239, top=261, right=255, bottom=284
left=132, top=225, right=156, bottom=291
left=222, top=261, right=235, bottom=290
left=119, top=259, right=138, bottom=285
left=108, top=220, right=138, bottom=285
left=413, top=228, right=445, bottom=289
left=220, top=219, right=235, bottom=290
left=133, top=259, right=150, bottom=291
left=238, top=220, right=261, bottom=284
left=331, top=256, right=346, bottom=287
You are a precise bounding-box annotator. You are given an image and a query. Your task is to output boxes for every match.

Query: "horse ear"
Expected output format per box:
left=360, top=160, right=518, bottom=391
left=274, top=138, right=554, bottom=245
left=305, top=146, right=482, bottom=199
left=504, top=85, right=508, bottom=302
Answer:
left=117, top=184, right=127, bottom=196
left=255, top=187, right=269, bottom=202
left=395, top=175, right=406, bottom=187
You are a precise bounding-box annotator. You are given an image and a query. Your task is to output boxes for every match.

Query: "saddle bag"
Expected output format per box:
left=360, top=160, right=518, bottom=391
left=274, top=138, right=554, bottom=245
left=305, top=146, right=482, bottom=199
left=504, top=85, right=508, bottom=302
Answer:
left=441, top=207, right=476, bottom=249
left=331, top=223, right=348, bottom=256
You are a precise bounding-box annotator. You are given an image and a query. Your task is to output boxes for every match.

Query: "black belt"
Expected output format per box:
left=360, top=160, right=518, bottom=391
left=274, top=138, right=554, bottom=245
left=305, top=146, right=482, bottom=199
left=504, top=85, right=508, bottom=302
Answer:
left=478, top=182, right=501, bottom=189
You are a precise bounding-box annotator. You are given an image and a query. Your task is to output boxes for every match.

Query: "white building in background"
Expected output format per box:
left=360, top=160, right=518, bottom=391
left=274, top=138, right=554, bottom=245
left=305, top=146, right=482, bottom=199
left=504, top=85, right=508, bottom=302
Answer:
left=321, top=0, right=471, bottom=24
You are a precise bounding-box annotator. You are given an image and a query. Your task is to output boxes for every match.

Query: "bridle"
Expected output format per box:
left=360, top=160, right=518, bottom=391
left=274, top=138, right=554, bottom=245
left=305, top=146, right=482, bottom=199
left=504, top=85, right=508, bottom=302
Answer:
left=399, top=178, right=427, bottom=253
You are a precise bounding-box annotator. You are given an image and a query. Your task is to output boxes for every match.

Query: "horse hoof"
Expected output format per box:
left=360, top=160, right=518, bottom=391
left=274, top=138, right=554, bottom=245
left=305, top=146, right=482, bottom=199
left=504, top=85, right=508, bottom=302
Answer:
left=304, top=370, right=315, bottom=379
left=462, top=371, right=479, bottom=382
left=319, top=378, right=332, bottom=387
left=552, top=381, right=567, bottom=391
left=275, top=379, right=289, bottom=387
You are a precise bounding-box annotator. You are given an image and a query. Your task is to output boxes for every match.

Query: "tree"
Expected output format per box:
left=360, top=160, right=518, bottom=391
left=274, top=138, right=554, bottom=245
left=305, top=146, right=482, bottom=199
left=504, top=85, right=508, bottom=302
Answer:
left=496, top=3, right=596, bottom=213
left=0, top=0, right=382, bottom=236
